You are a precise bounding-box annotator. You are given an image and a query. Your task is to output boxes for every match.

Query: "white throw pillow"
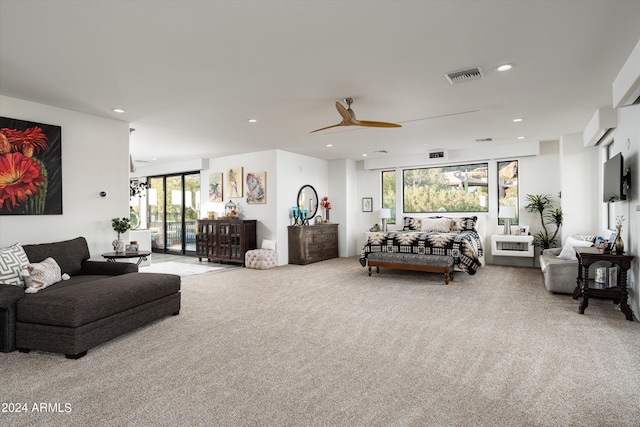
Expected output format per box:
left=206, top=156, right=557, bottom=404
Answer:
left=420, top=218, right=452, bottom=233
left=261, top=239, right=276, bottom=250
left=21, top=257, right=70, bottom=293
left=0, top=243, right=29, bottom=287
left=558, top=237, right=593, bottom=260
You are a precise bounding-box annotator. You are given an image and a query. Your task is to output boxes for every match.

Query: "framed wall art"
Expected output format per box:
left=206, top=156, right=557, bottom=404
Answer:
left=226, top=167, right=243, bottom=198
left=246, top=171, right=266, bottom=204
left=208, top=172, right=223, bottom=202
left=0, top=117, right=63, bottom=215
left=362, top=197, right=373, bottom=212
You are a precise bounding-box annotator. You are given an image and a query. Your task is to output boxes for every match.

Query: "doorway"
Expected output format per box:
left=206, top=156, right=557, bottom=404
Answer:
left=147, top=172, right=200, bottom=255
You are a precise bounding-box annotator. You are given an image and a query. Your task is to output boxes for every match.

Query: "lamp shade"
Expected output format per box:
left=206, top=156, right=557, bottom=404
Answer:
left=380, top=208, right=392, bottom=219
left=498, top=206, right=516, bottom=219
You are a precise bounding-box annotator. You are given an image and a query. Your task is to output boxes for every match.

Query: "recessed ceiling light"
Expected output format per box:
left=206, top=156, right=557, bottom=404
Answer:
left=112, top=108, right=125, bottom=113
left=512, top=118, right=523, bottom=122
left=496, top=64, right=513, bottom=72
left=517, top=136, right=525, bottom=140
left=326, top=144, right=333, bottom=147
left=362, top=154, right=368, bottom=157
left=248, top=119, right=257, bottom=123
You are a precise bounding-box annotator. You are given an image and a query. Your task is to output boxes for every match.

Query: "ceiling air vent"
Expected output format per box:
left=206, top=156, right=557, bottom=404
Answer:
left=445, top=67, right=484, bottom=85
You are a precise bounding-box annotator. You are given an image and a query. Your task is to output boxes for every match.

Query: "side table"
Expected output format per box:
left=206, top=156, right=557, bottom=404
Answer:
left=573, top=247, right=635, bottom=321
left=101, top=251, right=151, bottom=266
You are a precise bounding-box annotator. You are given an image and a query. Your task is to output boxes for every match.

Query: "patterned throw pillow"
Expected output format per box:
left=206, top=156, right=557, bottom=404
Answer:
left=402, top=217, right=421, bottom=231
left=0, top=243, right=29, bottom=287
left=572, top=234, right=596, bottom=243
left=21, top=257, right=70, bottom=293
left=457, top=216, right=478, bottom=231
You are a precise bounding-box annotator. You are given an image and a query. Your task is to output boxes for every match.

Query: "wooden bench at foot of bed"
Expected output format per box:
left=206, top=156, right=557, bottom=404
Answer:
left=366, top=253, right=455, bottom=284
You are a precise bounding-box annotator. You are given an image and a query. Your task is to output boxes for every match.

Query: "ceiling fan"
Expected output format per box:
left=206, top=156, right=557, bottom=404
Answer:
left=310, top=97, right=402, bottom=133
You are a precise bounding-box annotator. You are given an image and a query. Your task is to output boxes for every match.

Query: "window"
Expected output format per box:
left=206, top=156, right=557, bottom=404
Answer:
left=402, top=163, right=488, bottom=213
left=381, top=170, right=396, bottom=224
left=497, top=160, right=519, bottom=225
left=147, top=172, right=200, bottom=254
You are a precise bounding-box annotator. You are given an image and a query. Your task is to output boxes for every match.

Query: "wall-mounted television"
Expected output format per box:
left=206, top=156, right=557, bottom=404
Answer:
left=603, top=152, right=629, bottom=203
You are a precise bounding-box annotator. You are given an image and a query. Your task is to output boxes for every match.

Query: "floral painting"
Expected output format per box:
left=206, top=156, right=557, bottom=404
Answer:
left=226, top=167, right=243, bottom=198
left=246, top=171, right=266, bottom=204
left=208, top=172, right=223, bottom=202
left=0, top=117, right=62, bottom=215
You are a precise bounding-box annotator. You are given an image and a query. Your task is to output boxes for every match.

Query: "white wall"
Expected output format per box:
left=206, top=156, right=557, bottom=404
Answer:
left=603, top=104, right=639, bottom=318
left=194, top=150, right=328, bottom=266
left=559, top=133, right=599, bottom=240
left=0, top=96, right=130, bottom=257
left=328, top=159, right=357, bottom=257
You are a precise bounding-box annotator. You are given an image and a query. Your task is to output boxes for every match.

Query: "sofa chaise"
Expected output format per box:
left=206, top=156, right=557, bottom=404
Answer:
left=0, top=237, right=180, bottom=359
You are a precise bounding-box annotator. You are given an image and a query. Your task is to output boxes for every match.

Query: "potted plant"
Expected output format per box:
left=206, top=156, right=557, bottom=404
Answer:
left=524, top=194, right=563, bottom=249
left=111, top=217, right=131, bottom=253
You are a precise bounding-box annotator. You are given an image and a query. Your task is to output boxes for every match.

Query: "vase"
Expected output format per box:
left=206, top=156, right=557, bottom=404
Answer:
left=325, top=209, right=330, bottom=222
left=113, top=239, right=125, bottom=253
left=615, top=226, right=624, bottom=255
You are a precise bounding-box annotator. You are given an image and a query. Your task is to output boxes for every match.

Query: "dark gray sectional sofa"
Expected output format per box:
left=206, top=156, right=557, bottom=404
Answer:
left=0, top=237, right=180, bottom=359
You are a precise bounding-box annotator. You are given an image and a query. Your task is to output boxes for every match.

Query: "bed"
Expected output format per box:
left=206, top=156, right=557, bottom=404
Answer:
left=359, top=216, right=484, bottom=276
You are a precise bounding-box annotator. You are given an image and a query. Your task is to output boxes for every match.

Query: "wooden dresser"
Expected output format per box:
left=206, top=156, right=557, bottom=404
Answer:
left=288, top=224, right=338, bottom=265
left=196, top=219, right=257, bottom=264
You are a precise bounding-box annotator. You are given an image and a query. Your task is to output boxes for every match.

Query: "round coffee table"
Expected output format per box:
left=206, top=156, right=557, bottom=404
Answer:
left=101, top=251, right=151, bottom=266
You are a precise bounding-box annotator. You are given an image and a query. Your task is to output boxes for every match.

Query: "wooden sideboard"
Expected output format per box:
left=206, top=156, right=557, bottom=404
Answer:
left=288, top=224, right=338, bottom=265
left=196, top=219, right=257, bottom=264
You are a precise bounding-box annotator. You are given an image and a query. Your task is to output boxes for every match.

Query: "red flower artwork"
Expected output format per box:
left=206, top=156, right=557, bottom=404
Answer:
left=0, top=152, right=46, bottom=211
left=0, top=126, right=48, bottom=157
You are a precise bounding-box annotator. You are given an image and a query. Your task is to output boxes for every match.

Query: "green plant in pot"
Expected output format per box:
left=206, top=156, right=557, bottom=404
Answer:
left=524, top=194, right=563, bottom=249
left=111, top=217, right=131, bottom=253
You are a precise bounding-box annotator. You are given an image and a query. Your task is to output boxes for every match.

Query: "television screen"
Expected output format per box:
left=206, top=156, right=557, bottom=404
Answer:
left=603, top=153, right=625, bottom=202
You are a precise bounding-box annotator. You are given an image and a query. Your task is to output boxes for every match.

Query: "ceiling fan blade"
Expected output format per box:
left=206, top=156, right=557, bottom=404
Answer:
left=353, top=120, right=402, bottom=128
left=309, top=123, right=345, bottom=133
left=335, top=101, right=355, bottom=123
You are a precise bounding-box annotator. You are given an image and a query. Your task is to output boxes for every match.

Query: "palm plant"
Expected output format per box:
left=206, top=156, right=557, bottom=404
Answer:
left=524, top=194, right=563, bottom=249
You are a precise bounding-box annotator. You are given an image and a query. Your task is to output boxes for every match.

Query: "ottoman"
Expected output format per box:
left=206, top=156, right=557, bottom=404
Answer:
left=245, top=249, right=277, bottom=270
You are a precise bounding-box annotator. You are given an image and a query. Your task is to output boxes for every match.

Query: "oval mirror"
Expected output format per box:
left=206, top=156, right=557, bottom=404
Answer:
left=297, top=185, right=319, bottom=219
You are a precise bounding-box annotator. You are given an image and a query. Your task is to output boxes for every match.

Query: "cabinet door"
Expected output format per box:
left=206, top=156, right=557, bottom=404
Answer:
left=228, top=222, right=244, bottom=261
left=195, top=221, right=208, bottom=258
left=217, top=222, right=232, bottom=258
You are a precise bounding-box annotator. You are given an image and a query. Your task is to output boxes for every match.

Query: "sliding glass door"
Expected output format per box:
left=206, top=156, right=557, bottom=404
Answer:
left=147, top=172, right=200, bottom=255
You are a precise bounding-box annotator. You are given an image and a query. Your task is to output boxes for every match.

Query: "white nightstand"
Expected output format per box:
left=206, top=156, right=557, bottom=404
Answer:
left=491, top=234, right=534, bottom=258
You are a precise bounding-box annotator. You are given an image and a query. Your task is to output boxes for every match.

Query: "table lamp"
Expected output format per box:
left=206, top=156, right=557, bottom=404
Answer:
left=498, top=206, right=516, bottom=234
left=380, top=208, right=392, bottom=232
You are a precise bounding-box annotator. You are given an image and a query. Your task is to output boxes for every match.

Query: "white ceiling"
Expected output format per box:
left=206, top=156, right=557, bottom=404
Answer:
left=1, top=1, right=639, bottom=167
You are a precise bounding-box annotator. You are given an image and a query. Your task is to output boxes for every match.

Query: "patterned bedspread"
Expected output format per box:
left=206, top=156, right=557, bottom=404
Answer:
left=359, top=230, right=484, bottom=275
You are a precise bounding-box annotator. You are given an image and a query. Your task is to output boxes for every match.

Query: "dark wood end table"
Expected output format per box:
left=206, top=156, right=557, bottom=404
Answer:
left=101, top=251, right=151, bottom=266
left=573, top=247, right=635, bottom=321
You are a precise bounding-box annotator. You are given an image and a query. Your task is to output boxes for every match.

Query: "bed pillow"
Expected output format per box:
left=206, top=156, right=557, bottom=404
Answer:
left=557, top=237, right=594, bottom=260
left=402, top=217, right=421, bottom=231
left=21, top=257, right=70, bottom=294
left=420, top=218, right=452, bottom=232
left=0, top=243, right=30, bottom=287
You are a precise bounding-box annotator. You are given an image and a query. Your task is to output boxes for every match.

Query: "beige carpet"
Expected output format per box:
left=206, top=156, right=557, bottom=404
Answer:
left=2, top=257, right=639, bottom=426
